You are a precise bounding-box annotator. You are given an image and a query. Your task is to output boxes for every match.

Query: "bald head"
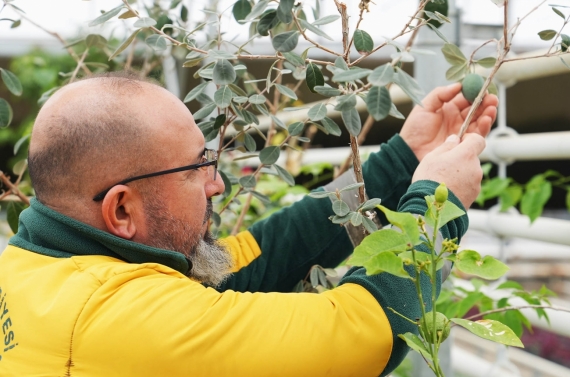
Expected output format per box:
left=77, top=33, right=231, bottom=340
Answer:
left=29, top=73, right=198, bottom=215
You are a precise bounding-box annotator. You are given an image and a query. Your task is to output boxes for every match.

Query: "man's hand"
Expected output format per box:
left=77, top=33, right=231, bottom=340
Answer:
left=412, top=133, right=486, bottom=209
left=400, top=83, right=498, bottom=161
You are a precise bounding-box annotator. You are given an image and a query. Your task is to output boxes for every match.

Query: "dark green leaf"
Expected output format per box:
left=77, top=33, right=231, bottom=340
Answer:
left=219, top=170, right=234, bottom=197
left=0, top=69, right=22, bottom=96
left=133, top=17, right=156, bottom=28
left=214, top=86, right=233, bottom=108
left=257, top=9, right=279, bottom=36
left=288, top=121, right=305, bottom=136
left=538, top=29, right=557, bottom=41
left=332, top=200, right=350, bottom=216
left=455, top=250, right=509, bottom=279
left=109, top=29, right=141, bottom=60
left=566, top=190, right=570, bottom=212
left=353, top=29, right=373, bottom=54
left=0, top=98, right=13, bottom=128
left=239, top=174, right=257, bottom=188
left=308, top=103, right=328, bottom=121
left=553, top=7, right=565, bottom=19
left=259, top=146, right=280, bottom=165
left=7, top=201, right=27, bottom=234
left=393, top=69, right=425, bottom=107
left=451, top=318, right=523, bottom=348
left=233, top=0, right=252, bottom=23
left=213, top=59, right=236, bottom=85
left=277, top=0, right=294, bottom=24
left=180, top=5, right=188, bottom=22
left=562, top=34, right=570, bottom=52
left=332, top=67, right=372, bottom=82
left=88, top=5, right=123, bottom=27
left=320, top=117, right=341, bottom=136
left=274, top=164, right=295, bottom=186
left=306, top=63, right=324, bottom=93
left=366, top=86, right=391, bottom=121
left=213, top=114, right=226, bottom=130
left=520, top=175, right=552, bottom=222
left=272, top=31, right=300, bottom=53
left=341, top=107, right=361, bottom=137
left=367, top=64, right=394, bottom=87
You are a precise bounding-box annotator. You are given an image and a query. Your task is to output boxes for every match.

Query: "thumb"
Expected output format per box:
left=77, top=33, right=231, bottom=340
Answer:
left=431, top=134, right=460, bottom=155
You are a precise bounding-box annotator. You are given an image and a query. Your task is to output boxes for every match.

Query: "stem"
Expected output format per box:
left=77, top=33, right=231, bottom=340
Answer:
left=464, top=304, right=570, bottom=321
left=292, top=13, right=342, bottom=57
left=0, top=172, right=30, bottom=205
left=349, top=135, right=366, bottom=204
left=69, top=49, right=89, bottom=84
left=387, top=307, right=418, bottom=325
left=430, top=210, right=441, bottom=375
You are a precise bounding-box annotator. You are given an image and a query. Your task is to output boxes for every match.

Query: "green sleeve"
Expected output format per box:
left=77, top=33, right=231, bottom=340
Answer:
left=339, top=181, right=468, bottom=376
left=217, top=134, right=419, bottom=294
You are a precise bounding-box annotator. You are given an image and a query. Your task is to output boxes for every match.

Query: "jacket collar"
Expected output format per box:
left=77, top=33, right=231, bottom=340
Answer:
left=9, top=198, right=191, bottom=275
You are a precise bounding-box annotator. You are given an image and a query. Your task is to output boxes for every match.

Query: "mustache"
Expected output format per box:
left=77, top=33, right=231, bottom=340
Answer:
left=203, top=199, right=213, bottom=224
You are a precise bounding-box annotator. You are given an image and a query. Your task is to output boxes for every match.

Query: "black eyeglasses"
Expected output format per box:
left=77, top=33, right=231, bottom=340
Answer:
left=92, top=149, right=218, bottom=201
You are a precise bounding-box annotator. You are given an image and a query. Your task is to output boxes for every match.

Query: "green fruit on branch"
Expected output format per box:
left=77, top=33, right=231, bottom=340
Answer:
left=461, top=73, right=485, bottom=104
left=424, top=0, right=449, bottom=28
left=420, top=312, right=451, bottom=344
left=435, top=183, right=448, bottom=204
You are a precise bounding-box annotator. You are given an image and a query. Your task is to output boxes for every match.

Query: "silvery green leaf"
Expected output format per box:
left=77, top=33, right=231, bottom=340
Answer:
left=275, top=84, right=298, bottom=100
left=0, top=68, right=22, bottom=96
left=277, top=0, right=294, bottom=24
left=340, top=182, right=364, bottom=193
left=314, top=85, right=341, bottom=97
left=308, top=103, right=328, bottom=121
left=0, top=98, right=13, bottom=128
left=299, top=19, right=333, bottom=41
left=246, top=0, right=269, bottom=21
left=109, top=29, right=141, bottom=60
left=232, top=96, right=249, bottom=104
left=244, top=132, right=256, bottom=152
left=288, top=121, right=304, bottom=136
left=145, top=35, right=168, bottom=51
left=239, top=175, right=257, bottom=188
left=366, top=86, right=391, bottom=121
left=320, top=117, right=341, bottom=136
left=282, top=52, right=305, bottom=67
left=274, top=164, right=295, bottom=186
left=198, top=67, right=214, bottom=80
left=389, top=103, right=405, bottom=119
left=208, top=49, right=236, bottom=59
left=259, top=146, right=280, bottom=165
left=393, top=69, right=425, bottom=107
left=332, top=200, right=350, bottom=217
left=391, top=51, right=414, bottom=63
left=309, top=191, right=337, bottom=199
left=184, top=83, right=208, bottom=103
left=214, top=85, right=233, bottom=108
left=361, top=216, right=378, bottom=233
left=313, top=14, right=340, bottom=26
left=350, top=212, right=363, bottom=226
left=358, top=198, right=382, bottom=211
left=270, top=115, right=287, bottom=129
left=368, top=64, right=394, bottom=87
left=213, top=59, right=236, bottom=85
left=248, top=94, right=266, bottom=105
left=133, top=17, right=156, bottom=28
left=341, top=107, right=361, bottom=136
left=334, top=57, right=349, bottom=70
left=332, top=67, right=372, bottom=82
left=272, top=31, right=300, bottom=53
left=251, top=190, right=271, bottom=204
left=193, top=102, right=216, bottom=120
left=88, top=5, right=123, bottom=27
left=334, top=94, right=357, bottom=112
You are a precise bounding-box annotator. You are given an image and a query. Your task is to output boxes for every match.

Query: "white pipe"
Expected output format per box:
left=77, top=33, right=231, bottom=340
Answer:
left=467, top=209, right=570, bottom=247
left=260, top=131, right=570, bottom=167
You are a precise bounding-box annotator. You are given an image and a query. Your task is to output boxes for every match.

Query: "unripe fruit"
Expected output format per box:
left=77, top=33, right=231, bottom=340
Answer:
left=435, top=183, right=448, bottom=204
left=461, top=74, right=485, bottom=104
left=420, top=312, right=451, bottom=344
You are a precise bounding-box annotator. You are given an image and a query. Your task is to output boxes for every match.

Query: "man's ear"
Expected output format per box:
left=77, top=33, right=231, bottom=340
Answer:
left=101, top=185, right=143, bottom=240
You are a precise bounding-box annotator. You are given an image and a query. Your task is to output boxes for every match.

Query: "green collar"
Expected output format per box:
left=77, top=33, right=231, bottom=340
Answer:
left=9, top=198, right=191, bottom=275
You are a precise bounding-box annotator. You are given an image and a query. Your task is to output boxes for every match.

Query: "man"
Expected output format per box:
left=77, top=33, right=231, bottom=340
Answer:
left=0, top=73, right=497, bottom=376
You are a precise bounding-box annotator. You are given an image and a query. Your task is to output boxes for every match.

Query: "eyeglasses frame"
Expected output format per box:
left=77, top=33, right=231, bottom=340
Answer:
left=92, top=148, right=218, bottom=201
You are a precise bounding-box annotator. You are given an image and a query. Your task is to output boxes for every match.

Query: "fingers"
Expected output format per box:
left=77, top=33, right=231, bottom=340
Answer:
left=459, top=133, right=486, bottom=156
left=459, top=94, right=499, bottom=137
left=423, top=83, right=462, bottom=112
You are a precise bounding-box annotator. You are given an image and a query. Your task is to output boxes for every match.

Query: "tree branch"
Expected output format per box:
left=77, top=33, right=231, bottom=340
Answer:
left=0, top=172, right=30, bottom=205
left=464, top=304, right=570, bottom=321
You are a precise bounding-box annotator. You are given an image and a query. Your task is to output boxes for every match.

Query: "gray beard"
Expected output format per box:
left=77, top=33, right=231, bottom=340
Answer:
left=142, top=197, right=233, bottom=287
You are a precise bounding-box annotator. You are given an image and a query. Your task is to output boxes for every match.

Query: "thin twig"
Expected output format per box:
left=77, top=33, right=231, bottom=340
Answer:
left=69, top=49, right=89, bottom=84
left=6, top=3, right=91, bottom=75
left=292, top=13, right=342, bottom=57
left=0, top=172, right=30, bottom=205
left=464, top=304, right=570, bottom=321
